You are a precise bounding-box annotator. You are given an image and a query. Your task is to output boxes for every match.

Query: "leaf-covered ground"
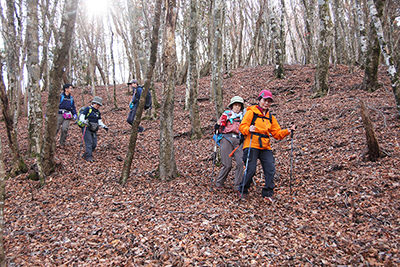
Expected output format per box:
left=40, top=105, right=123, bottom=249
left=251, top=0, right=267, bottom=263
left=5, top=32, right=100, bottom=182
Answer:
left=2, top=65, right=400, bottom=266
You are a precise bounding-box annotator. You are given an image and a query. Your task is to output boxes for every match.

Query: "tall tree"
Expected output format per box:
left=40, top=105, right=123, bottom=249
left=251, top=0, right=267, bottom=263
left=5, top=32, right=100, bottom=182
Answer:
left=367, top=0, right=400, bottom=115
left=188, top=0, right=203, bottom=140
left=0, top=62, right=27, bottom=178
left=159, top=0, right=178, bottom=181
left=211, top=0, right=225, bottom=119
left=314, top=0, right=333, bottom=96
left=0, top=0, right=28, bottom=178
left=0, top=135, right=5, bottom=267
left=355, top=0, right=368, bottom=67
left=302, top=0, right=317, bottom=64
left=42, top=0, right=79, bottom=177
left=120, top=0, right=163, bottom=184
left=26, top=0, right=44, bottom=183
left=244, top=0, right=266, bottom=66
left=271, top=7, right=285, bottom=79
left=362, top=0, right=386, bottom=92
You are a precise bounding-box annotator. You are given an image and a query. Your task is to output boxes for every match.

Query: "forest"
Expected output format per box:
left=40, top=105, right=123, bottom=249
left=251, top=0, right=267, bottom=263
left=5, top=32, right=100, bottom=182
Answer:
left=0, top=0, right=400, bottom=265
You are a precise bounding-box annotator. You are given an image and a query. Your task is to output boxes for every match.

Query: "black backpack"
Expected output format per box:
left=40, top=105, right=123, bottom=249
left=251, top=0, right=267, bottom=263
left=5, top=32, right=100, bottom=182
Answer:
left=134, top=86, right=152, bottom=110
left=144, top=89, right=152, bottom=110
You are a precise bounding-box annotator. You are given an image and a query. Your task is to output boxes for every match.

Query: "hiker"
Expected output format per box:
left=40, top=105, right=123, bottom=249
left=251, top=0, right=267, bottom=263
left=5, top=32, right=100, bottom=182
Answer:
left=214, top=96, right=245, bottom=191
left=238, top=90, right=295, bottom=203
left=78, top=96, right=109, bottom=162
left=56, top=83, right=77, bottom=147
left=127, top=79, right=144, bottom=132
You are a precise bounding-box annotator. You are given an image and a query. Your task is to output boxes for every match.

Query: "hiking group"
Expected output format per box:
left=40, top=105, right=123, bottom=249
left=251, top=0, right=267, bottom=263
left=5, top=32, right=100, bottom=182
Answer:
left=214, top=90, right=296, bottom=203
left=56, top=80, right=151, bottom=162
left=56, top=82, right=295, bottom=201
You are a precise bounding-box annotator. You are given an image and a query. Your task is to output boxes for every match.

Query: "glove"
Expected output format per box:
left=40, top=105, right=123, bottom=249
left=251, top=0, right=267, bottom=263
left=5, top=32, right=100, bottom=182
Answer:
left=73, top=114, right=77, bottom=120
left=129, top=102, right=134, bottom=110
left=214, top=123, right=220, bottom=134
left=104, top=126, right=109, bottom=132
left=81, top=119, right=88, bottom=125
left=239, top=133, right=245, bottom=145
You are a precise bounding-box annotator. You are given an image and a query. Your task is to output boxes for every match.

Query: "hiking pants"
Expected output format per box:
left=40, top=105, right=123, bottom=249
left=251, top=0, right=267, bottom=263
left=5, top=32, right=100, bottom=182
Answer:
left=56, top=114, right=71, bottom=146
left=239, top=148, right=275, bottom=197
left=83, top=127, right=97, bottom=160
left=216, top=137, right=243, bottom=190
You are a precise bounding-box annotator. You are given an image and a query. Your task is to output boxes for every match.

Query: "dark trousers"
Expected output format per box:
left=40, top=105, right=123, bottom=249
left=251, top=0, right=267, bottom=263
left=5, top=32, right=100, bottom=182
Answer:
left=239, top=148, right=275, bottom=197
left=82, top=127, right=97, bottom=160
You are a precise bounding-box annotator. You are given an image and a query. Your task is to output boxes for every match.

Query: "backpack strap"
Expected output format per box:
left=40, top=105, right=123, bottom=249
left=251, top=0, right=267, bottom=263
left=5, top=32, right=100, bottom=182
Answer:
left=250, top=111, right=272, bottom=148
left=60, top=94, right=73, bottom=105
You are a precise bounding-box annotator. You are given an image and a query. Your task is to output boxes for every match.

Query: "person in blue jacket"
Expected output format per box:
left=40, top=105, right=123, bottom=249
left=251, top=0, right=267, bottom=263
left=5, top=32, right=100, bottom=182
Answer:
left=127, top=79, right=144, bottom=132
left=56, top=83, right=77, bottom=146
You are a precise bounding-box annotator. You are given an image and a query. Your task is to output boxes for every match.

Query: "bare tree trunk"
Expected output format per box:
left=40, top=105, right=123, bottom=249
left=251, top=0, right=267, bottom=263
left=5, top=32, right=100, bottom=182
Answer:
left=1, top=0, right=27, bottom=178
left=159, top=0, right=178, bottom=181
left=367, top=0, right=400, bottom=115
left=110, top=27, right=118, bottom=109
left=89, top=56, right=96, bottom=96
left=42, top=0, right=79, bottom=178
left=291, top=0, right=307, bottom=64
left=301, top=0, right=317, bottom=64
left=237, top=1, right=244, bottom=67
left=313, top=0, right=333, bottom=96
left=360, top=100, right=381, bottom=161
left=5, top=0, right=21, bottom=130
left=284, top=2, right=298, bottom=63
left=271, top=7, right=285, bottom=79
left=26, top=0, right=44, bottom=183
left=188, top=0, right=202, bottom=140
left=0, top=136, right=5, bottom=267
left=120, top=0, right=163, bottom=184
left=244, top=0, right=266, bottom=66
left=212, top=0, right=225, bottom=119
left=356, top=0, right=368, bottom=68
left=362, top=0, right=386, bottom=92
left=0, top=63, right=27, bottom=178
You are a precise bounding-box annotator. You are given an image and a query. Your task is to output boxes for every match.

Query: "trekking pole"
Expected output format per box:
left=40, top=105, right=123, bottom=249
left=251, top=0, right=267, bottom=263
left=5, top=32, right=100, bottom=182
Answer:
left=241, top=133, right=253, bottom=200
left=211, top=130, right=218, bottom=191
left=289, top=130, right=294, bottom=195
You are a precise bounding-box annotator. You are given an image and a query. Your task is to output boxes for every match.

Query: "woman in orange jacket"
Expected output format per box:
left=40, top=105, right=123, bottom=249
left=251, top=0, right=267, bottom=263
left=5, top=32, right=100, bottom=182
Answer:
left=238, top=90, right=295, bottom=203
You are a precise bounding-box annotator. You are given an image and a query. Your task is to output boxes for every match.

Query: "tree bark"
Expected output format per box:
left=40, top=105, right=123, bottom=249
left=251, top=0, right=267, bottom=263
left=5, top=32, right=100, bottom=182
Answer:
left=362, top=0, right=386, bottom=92
left=120, top=0, right=163, bottom=184
left=244, top=0, right=266, bottom=66
left=0, top=63, right=27, bottom=178
left=314, top=0, right=333, bottom=96
left=271, top=7, right=285, bottom=79
left=301, top=0, right=317, bottom=64
left=211, top=0, right=225, bottom=119
left=1, top=0, right=27, bottom=178
left=110, top=28, right=118, bottom=109
left=159, top=0, right=178, bottom=181
left=355, top=0, right=368, bottom=68
left=367, top=0, right=400, bottom=115
left=42, top=0, right=79, bottom=178
left=360, top=100, right=381, bottom=161
left=26, top=0, right=45, bottom=184
left=188, top=0, right=203, bottom=140
left=0, top=136, right=5, bottom=267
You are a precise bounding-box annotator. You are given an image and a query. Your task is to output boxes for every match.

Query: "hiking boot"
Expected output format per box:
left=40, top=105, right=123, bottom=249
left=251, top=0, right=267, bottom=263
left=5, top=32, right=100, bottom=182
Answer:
left=138, top=126, right=144, bottom=132
left=85, top=158, right=94, bottom=162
